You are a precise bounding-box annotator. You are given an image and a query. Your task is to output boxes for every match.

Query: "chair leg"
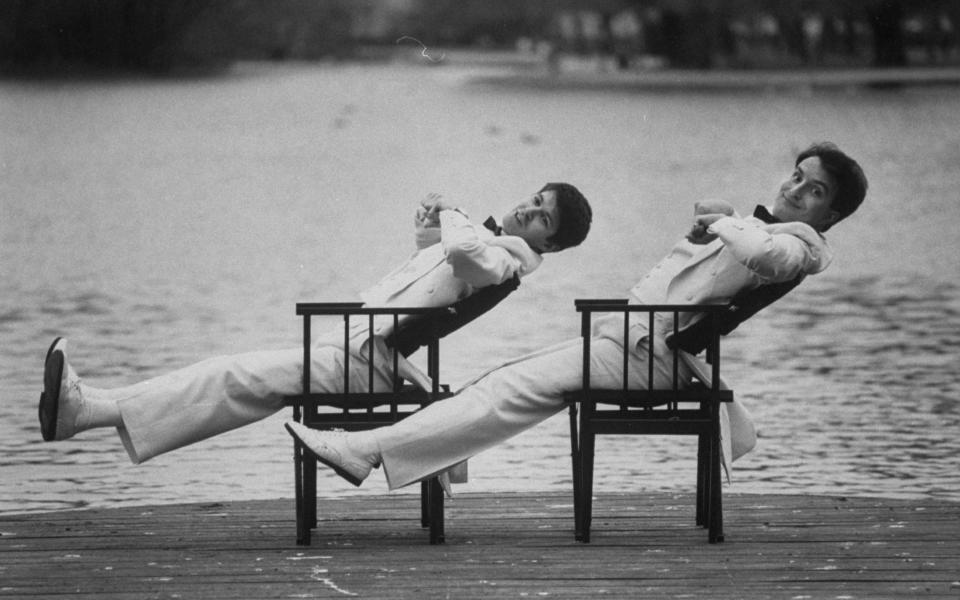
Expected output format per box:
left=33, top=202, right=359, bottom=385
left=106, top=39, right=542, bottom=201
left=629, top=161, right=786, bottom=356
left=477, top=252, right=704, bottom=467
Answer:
left=305, top=453, right=318, bottom=530
left=428, top=478, right=445, bottom=544
left=420, top=481, right=430, bottom=528
left=580, top=431, right=597, bottom=543
left=708, top=433, right=725, bottom=544
left=696, top=434, right=707, bottom=527
left=569, top=404, right=584, bottom=541
left=293, top=441, right=310, bottom=546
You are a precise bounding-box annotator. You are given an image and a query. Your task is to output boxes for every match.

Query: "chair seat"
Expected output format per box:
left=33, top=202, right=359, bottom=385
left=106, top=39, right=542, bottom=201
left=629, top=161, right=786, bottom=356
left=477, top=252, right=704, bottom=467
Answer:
left=564, top=388, right=733, bottom=407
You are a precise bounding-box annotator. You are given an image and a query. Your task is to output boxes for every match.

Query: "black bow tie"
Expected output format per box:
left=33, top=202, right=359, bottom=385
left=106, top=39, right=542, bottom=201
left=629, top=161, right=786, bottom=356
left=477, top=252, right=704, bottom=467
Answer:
left=753, top=205, right=781, bottom=224
left=482, top=216, right=502, bottom=235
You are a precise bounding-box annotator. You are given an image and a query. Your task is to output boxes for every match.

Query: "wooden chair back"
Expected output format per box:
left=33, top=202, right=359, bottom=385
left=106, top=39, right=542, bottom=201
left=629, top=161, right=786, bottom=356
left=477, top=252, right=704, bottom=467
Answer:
left=283, top=277, right=521, bottom=545
left=285, top=304, right=453, bottom=546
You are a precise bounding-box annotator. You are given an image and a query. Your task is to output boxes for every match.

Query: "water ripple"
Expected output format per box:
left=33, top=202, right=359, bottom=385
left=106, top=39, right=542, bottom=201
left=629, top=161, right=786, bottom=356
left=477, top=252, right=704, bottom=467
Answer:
left=2, top=64, right=959, bottom=514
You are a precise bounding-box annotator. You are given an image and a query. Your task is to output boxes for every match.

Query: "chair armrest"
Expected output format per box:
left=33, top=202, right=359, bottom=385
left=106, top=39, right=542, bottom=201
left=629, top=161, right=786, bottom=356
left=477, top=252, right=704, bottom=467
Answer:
left=574, top=298, right=629, bottom=310
left=296, top=303, right=449, bottom=317
left=574, top=300, right=730, bottom=314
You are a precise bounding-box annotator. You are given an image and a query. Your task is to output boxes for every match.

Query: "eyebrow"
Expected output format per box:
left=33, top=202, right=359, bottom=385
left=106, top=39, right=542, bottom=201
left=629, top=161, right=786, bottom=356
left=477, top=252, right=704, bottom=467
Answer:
left=537, top=193, right=555, bottom=227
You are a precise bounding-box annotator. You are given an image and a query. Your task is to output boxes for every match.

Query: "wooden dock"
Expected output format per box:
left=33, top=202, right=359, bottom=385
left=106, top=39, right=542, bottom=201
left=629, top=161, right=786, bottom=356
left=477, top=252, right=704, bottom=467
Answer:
left=2, top=492, right=958, bottom=599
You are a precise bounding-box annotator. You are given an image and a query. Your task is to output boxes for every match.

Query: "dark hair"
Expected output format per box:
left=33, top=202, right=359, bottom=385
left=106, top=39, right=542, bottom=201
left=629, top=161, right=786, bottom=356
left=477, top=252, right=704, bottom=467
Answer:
left=796, top=142, right=867, bottom=231
left=540, top=182, right=592, bottom=250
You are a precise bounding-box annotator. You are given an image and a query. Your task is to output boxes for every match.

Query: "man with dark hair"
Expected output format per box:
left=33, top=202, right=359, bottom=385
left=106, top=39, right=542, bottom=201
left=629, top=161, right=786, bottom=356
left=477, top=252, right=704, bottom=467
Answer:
left=286, top=142, right=868, bottom=492
left=536, top=182, right=593, bottom=251
left=39, top=184, right=593, bottom=464
left=793, top=142, right=867, bottom=230
left=688, top=141, right=867, bottom=240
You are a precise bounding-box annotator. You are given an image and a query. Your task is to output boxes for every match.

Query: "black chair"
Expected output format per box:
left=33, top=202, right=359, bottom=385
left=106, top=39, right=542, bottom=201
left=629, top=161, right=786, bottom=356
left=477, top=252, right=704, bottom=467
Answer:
left=564, top=300, right=733, bottom=544
left=284, top=304, right=453, bottom=545
left=284, top=276, right=521, bottom=546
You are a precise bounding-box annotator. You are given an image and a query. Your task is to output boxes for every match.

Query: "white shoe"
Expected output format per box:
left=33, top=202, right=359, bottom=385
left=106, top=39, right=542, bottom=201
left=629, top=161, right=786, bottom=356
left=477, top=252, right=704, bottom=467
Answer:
left=39, top=337, right=85, bottom=441
left=284, top=422, right=378, bottom=487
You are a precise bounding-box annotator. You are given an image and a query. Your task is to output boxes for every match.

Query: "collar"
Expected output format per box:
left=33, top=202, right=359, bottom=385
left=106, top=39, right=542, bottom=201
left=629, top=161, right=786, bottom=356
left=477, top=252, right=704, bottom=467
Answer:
left=753, top=205, right=781, bottom=224
left=482, top=216, right=502, bottom=235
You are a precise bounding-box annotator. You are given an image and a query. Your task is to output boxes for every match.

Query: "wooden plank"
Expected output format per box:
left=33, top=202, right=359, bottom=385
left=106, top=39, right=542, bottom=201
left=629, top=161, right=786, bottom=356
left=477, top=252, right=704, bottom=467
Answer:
left=2, top=492, right=958, bottom=599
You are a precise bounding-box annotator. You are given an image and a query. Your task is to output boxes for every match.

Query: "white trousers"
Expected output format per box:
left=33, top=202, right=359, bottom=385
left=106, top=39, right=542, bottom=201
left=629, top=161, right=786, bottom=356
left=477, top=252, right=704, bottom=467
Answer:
left=110, top=331, right=754, bottom=486
left=114, top=343, right=399, bottom=463
left=375, top=336, right=692, bottom=489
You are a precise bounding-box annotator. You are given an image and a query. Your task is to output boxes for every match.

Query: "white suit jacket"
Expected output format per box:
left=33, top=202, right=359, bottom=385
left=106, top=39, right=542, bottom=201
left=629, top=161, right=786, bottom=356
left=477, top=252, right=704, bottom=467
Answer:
left=597, top=210, right=834, bottom=470
left=314, top=209, right=542, bottom=388
left=359, top=209, right=541, bottom=334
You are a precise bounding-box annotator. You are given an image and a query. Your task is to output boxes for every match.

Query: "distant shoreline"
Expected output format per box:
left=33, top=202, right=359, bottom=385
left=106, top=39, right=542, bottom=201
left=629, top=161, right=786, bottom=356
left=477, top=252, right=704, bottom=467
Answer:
left=8, top=47, right=960, bottom=91
left=467, top=64, right=960, bottom=92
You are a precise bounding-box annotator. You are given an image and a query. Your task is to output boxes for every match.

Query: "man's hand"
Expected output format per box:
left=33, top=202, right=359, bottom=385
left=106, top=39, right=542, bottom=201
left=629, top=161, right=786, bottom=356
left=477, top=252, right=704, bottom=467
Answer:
left=686, top=200, right=734, bottom=244
left=693, top=199, right=735, bottom=217
left=414, top=193, right=446, bottom=248
left=417, top=193, right=454, bottom=228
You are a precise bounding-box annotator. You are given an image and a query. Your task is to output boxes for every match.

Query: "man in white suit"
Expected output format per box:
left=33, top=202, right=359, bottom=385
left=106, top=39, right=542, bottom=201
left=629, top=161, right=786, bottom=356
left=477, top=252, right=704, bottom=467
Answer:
left=286, top=142, right=868, bottom=490
left=39, top=183, right=593, bottom=464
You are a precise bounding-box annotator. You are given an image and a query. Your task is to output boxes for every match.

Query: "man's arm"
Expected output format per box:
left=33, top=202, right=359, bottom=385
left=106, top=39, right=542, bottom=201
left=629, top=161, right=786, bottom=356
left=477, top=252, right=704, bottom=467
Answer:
left=414, top=194, right=443, bottom=250
left=704, top=215, right=831, bottom=281
left=439, top=209, right=522, bottom=287
left=418, top=194, right=527, bottom=288
left=686, top=200, right=736, bottom=244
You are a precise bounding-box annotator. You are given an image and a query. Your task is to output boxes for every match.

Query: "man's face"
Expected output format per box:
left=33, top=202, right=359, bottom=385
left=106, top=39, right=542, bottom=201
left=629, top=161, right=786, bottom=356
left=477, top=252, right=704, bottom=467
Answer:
left=501, top=189, right=560, bottom=252
left=772, top=156, right=840, bottom=231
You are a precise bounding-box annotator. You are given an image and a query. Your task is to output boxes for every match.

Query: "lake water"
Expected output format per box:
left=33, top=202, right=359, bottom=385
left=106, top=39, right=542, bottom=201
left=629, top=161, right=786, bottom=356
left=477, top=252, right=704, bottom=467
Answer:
left=2, top=62, right=959, bottom=514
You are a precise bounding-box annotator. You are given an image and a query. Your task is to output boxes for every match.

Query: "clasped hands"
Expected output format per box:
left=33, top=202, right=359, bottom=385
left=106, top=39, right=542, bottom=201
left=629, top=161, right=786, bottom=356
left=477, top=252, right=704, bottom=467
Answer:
left=686, top=199, right=735, bottom=244
left=414, top=193, right=454, bottom=248
left=415, top=193, right=453, bottom=229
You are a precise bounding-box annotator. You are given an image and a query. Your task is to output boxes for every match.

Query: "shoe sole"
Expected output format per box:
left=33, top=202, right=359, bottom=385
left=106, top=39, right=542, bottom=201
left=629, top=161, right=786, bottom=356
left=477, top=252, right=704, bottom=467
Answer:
left=284, top=422, right=363, bottom=487
left=39, top=337, right=64, bottom=442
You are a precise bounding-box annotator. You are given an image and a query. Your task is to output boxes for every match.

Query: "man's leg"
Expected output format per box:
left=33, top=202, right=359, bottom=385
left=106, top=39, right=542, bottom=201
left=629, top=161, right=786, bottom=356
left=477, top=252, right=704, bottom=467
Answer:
left=374, top=336, right=690, bottom=489
left=113, top=347, right=310, bottom=463
left=47, top=340, right=394, bottom=463
left=115, top=342, right=410, bottom=463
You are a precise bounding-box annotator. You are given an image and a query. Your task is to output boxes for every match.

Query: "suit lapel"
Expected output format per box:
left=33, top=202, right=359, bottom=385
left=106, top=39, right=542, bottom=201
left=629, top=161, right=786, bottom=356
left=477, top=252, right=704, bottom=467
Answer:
left=380, top=245, right=447, bottom=302
left=669, top=238, right=724, bottom=286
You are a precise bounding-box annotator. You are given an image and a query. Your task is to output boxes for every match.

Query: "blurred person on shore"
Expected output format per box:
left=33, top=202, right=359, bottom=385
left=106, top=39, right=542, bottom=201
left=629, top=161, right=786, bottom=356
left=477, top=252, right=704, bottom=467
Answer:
left=934, top=11, right=956, bottom=63
left=609, top=8, right=643, bottom=70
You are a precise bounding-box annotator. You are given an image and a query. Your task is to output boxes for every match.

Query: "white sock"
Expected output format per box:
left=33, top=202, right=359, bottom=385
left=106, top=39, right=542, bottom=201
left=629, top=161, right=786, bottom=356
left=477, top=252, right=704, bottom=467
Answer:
left=78, top=386, right=122, bottom=430
left=352, top=430, right=383, bottom=467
